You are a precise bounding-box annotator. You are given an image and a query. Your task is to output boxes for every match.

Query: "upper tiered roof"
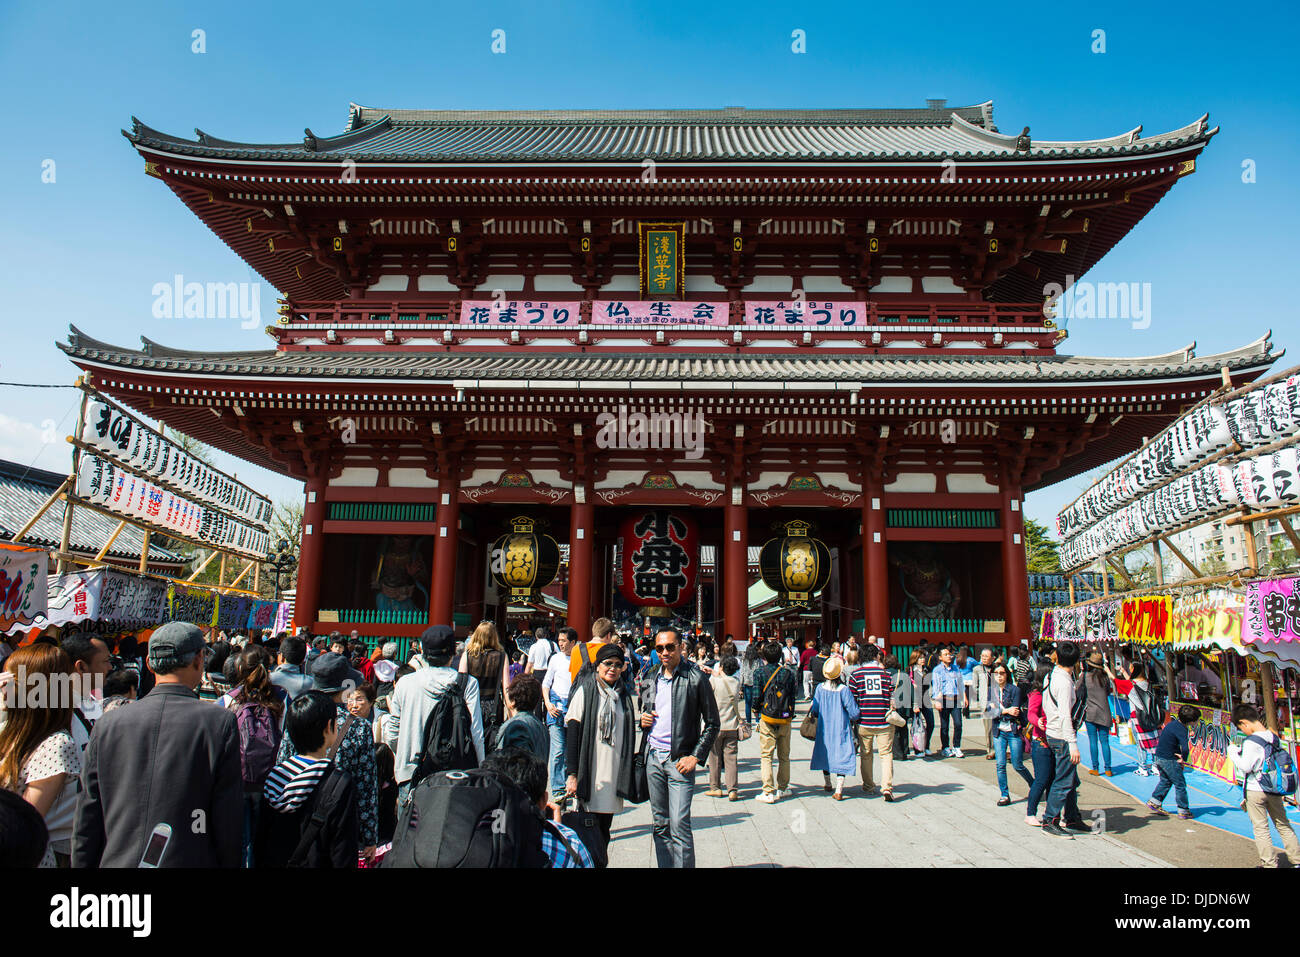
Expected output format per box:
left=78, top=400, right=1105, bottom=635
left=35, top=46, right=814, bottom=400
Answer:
left=126, top=101, right=1215, bottom=164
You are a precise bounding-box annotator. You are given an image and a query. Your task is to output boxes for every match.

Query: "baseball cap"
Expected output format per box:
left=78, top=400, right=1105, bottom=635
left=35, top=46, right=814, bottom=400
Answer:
left=420, top=624, right=455, bottom=659
left=148, top=622, right=207, bottom=668
left=310, top=652, right=363, bottom=693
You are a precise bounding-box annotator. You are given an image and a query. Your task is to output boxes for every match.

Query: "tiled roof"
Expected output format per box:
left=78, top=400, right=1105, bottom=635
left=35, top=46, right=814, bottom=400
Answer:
left=124, top=101, right=1216, bottom=164
left=0, top=460, right=184, bottom=564
left=60, top=327, right=1278, bottom=388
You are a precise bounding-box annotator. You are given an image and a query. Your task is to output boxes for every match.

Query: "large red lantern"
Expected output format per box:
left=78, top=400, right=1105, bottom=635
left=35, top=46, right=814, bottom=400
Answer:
left=616, top=509, right=699, bottom=616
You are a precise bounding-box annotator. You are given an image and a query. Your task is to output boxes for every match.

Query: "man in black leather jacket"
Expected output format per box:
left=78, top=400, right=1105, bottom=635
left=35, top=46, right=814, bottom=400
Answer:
left=636, top=627, right=720, bottom=868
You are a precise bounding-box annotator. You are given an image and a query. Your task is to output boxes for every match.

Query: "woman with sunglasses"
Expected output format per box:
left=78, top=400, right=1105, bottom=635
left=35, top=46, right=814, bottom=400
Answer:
left=564, top=642, right=637, bottom=852
left=990, top=662, right=1034, bottom=806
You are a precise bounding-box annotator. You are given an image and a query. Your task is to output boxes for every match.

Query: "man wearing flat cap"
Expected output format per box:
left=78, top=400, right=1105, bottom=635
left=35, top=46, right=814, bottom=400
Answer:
left=74, top=622, right=243, bottom=868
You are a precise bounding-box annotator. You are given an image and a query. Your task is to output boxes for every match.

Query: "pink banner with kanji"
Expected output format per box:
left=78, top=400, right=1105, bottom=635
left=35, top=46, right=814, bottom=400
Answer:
left=590, top=300, right=728, bottom=325
left=458, top=300, right=581, bottom=325
left=1245, top=576, right=1300, bottom=643
left=743, top=301, right=867, bottom=327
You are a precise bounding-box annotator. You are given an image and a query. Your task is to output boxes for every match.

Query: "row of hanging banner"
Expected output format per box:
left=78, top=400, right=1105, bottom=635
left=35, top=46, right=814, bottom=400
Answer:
left=2, top=564, right=290, bottom=635
left=1055, top=371, right=1300, bottom=570
left=72, top=393, right=273, bottom=559
left=1039, top=574, right=1300, bottom=657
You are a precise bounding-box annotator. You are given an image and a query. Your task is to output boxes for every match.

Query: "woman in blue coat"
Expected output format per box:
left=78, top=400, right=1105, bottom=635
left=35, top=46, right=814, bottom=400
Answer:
left=809, top=658, right=859, bottom=800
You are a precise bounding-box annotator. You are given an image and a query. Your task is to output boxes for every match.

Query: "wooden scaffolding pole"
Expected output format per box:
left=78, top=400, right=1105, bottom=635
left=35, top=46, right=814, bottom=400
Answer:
left=1261, top=662, right=1281, bottom=735
left=226, top=560, right=253, bottom=590
left=1239, top=509, right=1260, bottom=576
left=138, top=529, right=150, bottom=575
left=93, top=520, right=128, bottom=563
left=1159, top=536, right=1203, bottom=579
left=186, top=549, right=219, bottom=582
left=57, top=385, right=89, bottom=575
left=9, top=476, right=71, bottom=544
left=1152, top=539, right=1165, bottom=586
left=218, top=552, right=227, bottom=587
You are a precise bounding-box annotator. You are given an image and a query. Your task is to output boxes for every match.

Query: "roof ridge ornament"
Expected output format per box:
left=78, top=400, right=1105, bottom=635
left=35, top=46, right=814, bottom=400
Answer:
left=304, top=128, right=318, bottom=151
left=1015, top=126, right=1031, bottom=153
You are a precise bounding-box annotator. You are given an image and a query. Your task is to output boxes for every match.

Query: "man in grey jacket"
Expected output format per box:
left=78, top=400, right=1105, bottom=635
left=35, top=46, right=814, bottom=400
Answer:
left=384, top=625, right=485, bottom=807
left=73, top=622, right=242, bottom=868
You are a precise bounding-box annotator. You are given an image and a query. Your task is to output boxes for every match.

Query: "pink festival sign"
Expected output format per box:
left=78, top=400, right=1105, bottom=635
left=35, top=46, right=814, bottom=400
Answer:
left=459, top=300, right=582, bottom=325
left=1245, top=576, right=1300, bottom=643
left=743, top=301, right=867, bottom=327
left=590, top=300, right=728, bottom=325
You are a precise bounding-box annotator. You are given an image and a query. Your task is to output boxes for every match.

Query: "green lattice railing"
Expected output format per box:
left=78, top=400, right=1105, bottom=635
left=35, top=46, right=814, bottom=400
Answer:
left=886, top=509, right=999, bottom=528
left=328, top=502, right=437, bottom=522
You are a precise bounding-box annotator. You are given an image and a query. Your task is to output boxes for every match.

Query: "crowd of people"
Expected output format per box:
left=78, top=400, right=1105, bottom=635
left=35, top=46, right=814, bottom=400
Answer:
left=2, top=620, right=1298, bottom=869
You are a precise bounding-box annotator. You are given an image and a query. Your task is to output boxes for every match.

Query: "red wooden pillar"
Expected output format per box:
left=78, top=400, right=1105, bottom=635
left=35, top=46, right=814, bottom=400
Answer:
left=861, top=475, right=889, bottom=645
left=465, top=529, right=486, bottom=622
left=1001, top=467, right=1031, bottom=644
left=294, top=455, right=330, bottom=631
left=568, top=499, right=594, bottom=641
left=724, top=501, right=749, bottom=642
left=592, top=540, right=609, bottom=621
left=837, top=546, right=851, bottom=642
left=429, top=481, right=460, bottom=627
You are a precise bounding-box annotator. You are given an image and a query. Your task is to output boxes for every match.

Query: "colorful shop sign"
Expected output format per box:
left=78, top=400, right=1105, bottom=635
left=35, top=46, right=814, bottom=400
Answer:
left=1245, top=576, right=1300, bottom=644
left=1170, top=590, right=1245, bottom=652
left=0, top=542, right=47, bottom=630
left=638, top=222, right=684, bottom=299
left=1118, top=595, right=1172, bottom=644
left=1177, top=704, right=1237, bottom=785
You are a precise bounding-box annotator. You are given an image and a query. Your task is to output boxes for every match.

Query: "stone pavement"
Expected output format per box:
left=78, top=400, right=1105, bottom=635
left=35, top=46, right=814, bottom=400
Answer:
left=606, top=712, right=1170, bottom=868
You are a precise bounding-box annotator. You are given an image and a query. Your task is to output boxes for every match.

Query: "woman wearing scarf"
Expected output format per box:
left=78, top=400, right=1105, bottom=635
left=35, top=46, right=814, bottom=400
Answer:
left=563, top=642, right=636, bottom=851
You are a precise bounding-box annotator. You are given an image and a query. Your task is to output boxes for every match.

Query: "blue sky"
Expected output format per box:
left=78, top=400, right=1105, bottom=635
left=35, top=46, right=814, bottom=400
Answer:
left=0, top=0, right=1296, bottom=535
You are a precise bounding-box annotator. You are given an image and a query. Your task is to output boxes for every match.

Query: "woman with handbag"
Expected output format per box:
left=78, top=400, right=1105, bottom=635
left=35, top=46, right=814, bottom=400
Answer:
left=907, top=651, right=935, bottom=757
left=564, top=642, right=637, bottom=854
left=1080, top=648, right=1115, bottom=777
left=806, top=658, right=860, bottom=800
left=706, top=656, right=743, bottom=800
left=990, top=663, right=1034, bottom=806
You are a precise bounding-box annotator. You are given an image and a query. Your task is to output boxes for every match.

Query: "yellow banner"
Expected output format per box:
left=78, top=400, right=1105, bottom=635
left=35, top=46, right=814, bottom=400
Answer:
left=1170, top=592, right=1245, bottom=652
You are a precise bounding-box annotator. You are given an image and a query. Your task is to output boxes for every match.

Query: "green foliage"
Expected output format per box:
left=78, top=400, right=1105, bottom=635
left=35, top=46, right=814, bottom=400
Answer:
left=1024, top=518, right=1061, bottom=572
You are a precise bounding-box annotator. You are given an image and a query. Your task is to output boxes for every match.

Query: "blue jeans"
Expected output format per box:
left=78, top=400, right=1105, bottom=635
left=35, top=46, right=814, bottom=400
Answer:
left=548, top=720, right=566, bottom=796
left=742, top=685, right=755, bottom=724
left=646, top=749, right=696, bottom=868
left=1027, top=739, right=1055, bottom=817
left=1044, top=736, right=1081, bottom=823
left=546, top=692, right=568, bottom=796
left=242, top=794, right=260, bottom=868
left=993, top=730, right=1034, bottom=798
left=939, top=707, right=962, bottom=749
left=1152, top=757, right=1190, bottom=811
left=1085, top=721, right=1112, bottom=773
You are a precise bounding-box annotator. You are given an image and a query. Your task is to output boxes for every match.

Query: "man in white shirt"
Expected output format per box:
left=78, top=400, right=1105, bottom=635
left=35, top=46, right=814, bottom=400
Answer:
left=526, top=625, right=557, bottom=676
left=542, top=628, right=575, bottom=801
left=1228, top=703, right=1300, bottom=868
left=1040, top=641, right=1086, bottom=838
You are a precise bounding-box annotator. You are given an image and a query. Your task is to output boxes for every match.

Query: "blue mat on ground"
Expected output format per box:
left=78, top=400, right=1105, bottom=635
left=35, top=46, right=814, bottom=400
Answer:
left=1077, top=730, right=1300, bottom=850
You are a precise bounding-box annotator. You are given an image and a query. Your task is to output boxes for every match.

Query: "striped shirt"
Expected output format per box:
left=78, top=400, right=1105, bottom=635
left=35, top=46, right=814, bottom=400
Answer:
left=264, top=755, right=330, bottom=810
left=847, top=663, right=894, bottom=727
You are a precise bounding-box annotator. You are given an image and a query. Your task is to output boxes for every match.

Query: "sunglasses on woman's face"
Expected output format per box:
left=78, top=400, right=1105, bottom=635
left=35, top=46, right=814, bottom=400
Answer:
left=599, top=660, right=626, bottom=670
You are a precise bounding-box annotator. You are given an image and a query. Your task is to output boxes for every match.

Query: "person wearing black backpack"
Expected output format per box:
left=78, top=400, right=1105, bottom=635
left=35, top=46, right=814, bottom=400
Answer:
left=384, top=625, right=485, bottom=808
left=1228, top=703, right=1300, bottom=868
left=276, top=652, right=380, bottom=866
left=1040, top=641, right=1088, bottom=838
left=255, top=691, right=358, bottom=868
